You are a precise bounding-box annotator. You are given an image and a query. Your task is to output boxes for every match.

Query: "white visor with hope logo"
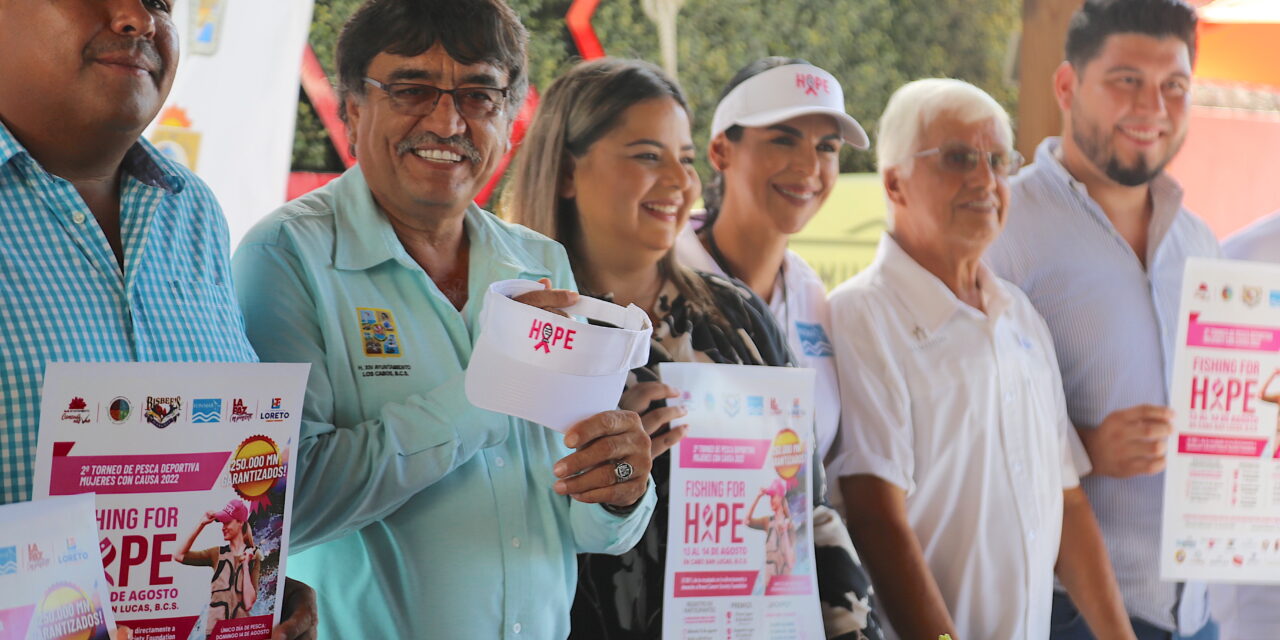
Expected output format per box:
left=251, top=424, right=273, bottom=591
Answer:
left=709, top=63, right=869, bottom=149
left=465, top=279, right=653, bottom=432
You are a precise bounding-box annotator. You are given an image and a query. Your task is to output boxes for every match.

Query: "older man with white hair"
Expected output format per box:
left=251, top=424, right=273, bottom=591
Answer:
left=828, top=78, right=1134, bottom=640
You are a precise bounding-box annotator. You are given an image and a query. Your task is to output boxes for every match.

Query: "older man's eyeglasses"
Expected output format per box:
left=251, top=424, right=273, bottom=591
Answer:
left=363, top=77, right=509, bottom=120
left=913, top=143, right=1024, bottom=176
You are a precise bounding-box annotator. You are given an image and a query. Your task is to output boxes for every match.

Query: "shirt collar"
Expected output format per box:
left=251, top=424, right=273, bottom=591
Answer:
left=0, top=119, right=185, bottom=194
left=0, top=120, right=23, bottom=167
left=333, top=164, right=552, bottom=277
left=1032, top=136, right=1185, bottom=252
left=874, top=232, right=1012, bottom=335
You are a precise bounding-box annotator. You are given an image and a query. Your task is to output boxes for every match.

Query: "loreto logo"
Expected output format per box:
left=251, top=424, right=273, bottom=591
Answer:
left=529, top=318, right=577, bottom=354
left=260, top=398, right=289, bottom=423
left=795, top=72, right=830, bottom=96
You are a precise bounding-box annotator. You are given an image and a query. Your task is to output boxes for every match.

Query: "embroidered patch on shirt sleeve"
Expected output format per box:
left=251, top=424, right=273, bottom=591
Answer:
left=795, top=322, right=834, bottom=357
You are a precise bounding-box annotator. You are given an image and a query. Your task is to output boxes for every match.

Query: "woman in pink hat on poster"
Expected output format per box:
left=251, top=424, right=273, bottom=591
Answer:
left=175, top=499, right=262, bottom=637
left=746, top=478, right=798, bottom=582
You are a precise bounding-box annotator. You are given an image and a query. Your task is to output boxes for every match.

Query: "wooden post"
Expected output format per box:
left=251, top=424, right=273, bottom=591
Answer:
left=1017, top=0, right=1085, bottom=160
left=641, top=0, right=687, bottom=80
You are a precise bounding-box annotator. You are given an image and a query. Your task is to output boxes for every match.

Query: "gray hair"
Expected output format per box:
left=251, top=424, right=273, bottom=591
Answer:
left=876, top=78, right=1012, bottom=228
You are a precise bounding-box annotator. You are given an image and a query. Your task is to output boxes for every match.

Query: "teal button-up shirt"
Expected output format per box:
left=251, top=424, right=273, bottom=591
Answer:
left=0, top=122, right=256, bottom=504
left=232, top=166, right=655, bottom=640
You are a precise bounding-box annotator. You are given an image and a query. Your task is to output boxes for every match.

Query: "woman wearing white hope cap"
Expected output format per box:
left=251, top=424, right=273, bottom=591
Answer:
left=506, top=57, right=880, bottom=640
left=676, top=57, right=882, bottom=637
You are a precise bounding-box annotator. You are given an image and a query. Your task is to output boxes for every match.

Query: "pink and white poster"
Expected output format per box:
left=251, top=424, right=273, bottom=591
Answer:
left=661, top=363, right=822, bottom=639
left=32, top=363, right=308, bottom=640
left=1161, top=257, right=1280, bottom=583
left=0, top=494, right=117, bottom=640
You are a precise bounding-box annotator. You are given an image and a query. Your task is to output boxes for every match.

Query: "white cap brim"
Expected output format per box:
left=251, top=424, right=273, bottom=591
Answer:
left=710, top=64, right=869, bottom=149
left=465, top=280, right=652, bottom=433
left=466, top=335, right=629, bottom=432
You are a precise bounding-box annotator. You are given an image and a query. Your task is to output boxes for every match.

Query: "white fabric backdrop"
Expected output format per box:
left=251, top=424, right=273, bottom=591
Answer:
left=146, top=0, right=315, bottom=249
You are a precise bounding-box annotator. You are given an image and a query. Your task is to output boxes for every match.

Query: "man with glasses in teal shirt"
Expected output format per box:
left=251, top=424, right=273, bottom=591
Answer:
left=232, top=1, right=656, bottom=638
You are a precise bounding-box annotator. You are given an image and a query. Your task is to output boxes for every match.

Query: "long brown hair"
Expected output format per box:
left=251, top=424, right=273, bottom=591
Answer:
left=503, top=58, right=718, bottom=317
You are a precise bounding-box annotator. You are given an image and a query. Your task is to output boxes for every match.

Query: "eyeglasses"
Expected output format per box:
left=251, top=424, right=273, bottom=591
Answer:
left=913, top=143, right=1024, bottom=176
left=363, top=77, right=509, bottom=120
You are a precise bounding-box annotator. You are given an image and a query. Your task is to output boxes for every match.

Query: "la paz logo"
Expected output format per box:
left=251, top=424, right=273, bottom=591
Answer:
left=230, top=398, right=253, bottom=423
left=795, top=72, right=830, bottom=96
left=529, top=318, right=577, bottom=354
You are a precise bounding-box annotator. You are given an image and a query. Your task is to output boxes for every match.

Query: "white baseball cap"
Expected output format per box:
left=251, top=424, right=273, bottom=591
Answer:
left=466, top=279, right=653, bottom=432
left=710, top=63, right=869, bottom=149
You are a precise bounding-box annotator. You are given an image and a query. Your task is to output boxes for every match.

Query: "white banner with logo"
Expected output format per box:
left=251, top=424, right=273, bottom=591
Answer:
left=661, top=363, right=823, bottom=639
left=146, top=0, right=315, bottom=249
left=1161, top=257, right=1280, bottom=583
left=0, top=494, right=118, bottom=640
left=32, top=363, right=308, bottom=640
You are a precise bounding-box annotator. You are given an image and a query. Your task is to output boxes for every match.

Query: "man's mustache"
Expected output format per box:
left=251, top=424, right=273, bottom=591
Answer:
left=396, top=132, right=481, bottom=164
left=84, top=36, right=164, bottom=77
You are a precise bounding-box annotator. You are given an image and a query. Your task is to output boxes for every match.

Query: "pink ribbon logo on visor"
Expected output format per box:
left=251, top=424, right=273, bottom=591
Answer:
left=529, top=318, right=576, bottom=354
left=795, top=73, right=829, bottom=96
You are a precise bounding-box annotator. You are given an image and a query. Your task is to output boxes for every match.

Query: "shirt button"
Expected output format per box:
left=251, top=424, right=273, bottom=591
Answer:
left=1004, top=391, right=1014, bottom=404
left=1027, top=529, right=1037, bottom=542
left=495, top=457, right=505, bottom=468
left=513, top=623, right=522, bottom=634
left=512, top=537, right=521, bottom=548
left=72, top=211, right=86, bottom=224
left=1013, top=461, right=1024, bottom=474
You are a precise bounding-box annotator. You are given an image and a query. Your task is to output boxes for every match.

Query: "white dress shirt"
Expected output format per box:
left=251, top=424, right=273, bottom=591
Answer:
left=987, top=137, right=1219, bottom=634
left=829, top=233, right=1084, bottom=640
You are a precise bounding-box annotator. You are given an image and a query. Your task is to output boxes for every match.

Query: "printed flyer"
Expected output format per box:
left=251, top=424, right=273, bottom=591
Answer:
left=661, top=363, right=822, bottom=639
left=0, top=494, right=117, bottom=640
left=32, top=363, right=309, bottom=640
left=1161, top=257, right=1280, bottom=584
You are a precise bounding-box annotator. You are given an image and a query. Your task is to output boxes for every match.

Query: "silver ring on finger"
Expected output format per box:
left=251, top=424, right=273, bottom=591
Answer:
left=613, top=459, right=634, bottom=484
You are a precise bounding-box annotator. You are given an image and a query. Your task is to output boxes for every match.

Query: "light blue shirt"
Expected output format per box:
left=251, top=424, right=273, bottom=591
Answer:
left=987, top=137, right=1219, bottom=633
left=232, top=166, right=655, bottom=640
left=0, top=122, right=256, bottom=505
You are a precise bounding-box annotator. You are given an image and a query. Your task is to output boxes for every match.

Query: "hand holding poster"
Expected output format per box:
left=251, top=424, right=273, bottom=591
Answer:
left=660, top=363, right=822, bottom=639
left=1161, top=258, right=1280, bottom=583
left=0, top=494, right=116, bottom=640
left=32, top=363, right=308, bottom=640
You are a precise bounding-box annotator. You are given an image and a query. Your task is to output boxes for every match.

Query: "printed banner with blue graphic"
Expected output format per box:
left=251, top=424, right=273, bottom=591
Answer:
left=145, top=0, right=315, bottom=249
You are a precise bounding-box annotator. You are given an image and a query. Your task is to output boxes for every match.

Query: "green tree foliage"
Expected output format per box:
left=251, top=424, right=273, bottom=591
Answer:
left=291, top=0, right=1020, bottom=174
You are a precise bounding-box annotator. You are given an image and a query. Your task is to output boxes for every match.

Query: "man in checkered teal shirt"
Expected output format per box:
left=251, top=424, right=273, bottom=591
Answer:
left=0, top=2, right=315, bottom=637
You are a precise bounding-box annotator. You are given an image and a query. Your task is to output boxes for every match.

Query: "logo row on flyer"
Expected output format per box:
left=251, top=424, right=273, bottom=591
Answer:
left=1172, top=535, right=1280, bottom=568
left=682, top=391, right=808, bottom=419
left=0, top=535, right=93, bottom=577
left=59, top=396, right=293, bottom=428
left=1194, top=281, right=1280, bottom=308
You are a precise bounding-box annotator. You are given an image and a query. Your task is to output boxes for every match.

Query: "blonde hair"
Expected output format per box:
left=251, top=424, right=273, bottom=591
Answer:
left=504, top=58, right=719, bottom=317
